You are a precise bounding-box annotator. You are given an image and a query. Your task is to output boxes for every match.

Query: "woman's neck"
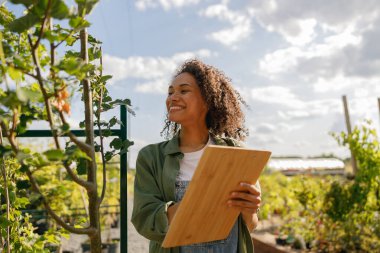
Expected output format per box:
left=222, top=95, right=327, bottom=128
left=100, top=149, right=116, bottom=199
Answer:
left=179, top=127, right=209, bottom=153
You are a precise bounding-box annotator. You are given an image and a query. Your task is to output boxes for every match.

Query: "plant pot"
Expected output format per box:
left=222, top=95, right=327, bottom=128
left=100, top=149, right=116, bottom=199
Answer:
left=102, top=243, right=117, bottom=253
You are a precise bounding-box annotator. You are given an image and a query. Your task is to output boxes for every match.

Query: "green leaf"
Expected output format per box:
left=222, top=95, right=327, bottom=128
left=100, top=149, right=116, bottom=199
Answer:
left=14, top=197, right=30, bottom=208
left=69, top=16, right=90, bottom=30
left=58, top=56, right=82, bottom=74
left=61, top=123, right=70, bottom=133
left=101, top=129, right=112, bottom=137
left=0, top=6, right=15, bottom=25
left=101, top=103, right=112, bottom=112
left=7, top=12, right=40, bottom=33
left=110, top=138, right=122, bottom=150
left=51, top=0, right=70, bottom=20
left=94, top=144, right=101, bottom=152
left=8, top=66, right=23, bottom=82
left=9, top=0, right=35, bottom=7
left=0, top=216, right=12, bottom=227
left=44, top=149, right=65, bottom=161
left=75, top=0, right=99, bottom=15
left=88, top=34, right=101, bottom=44
left=120, top=139, right=134, bottom=155
left=65, top=35, right=78, bottom=46
left=109, top=116, right=121, bottom=127
left=16, top=87, right=42, bottom=103
left=104, top=151, right=114, bottom=161
left=0, top=145, right=12, bottom=156
left=88, top=46, right=101, bottom=61
left=15, top=113, right=38, bottom=134
left=19, top=164, right=29, bottom=172
left=76, top=158, right=87, bottom=175
left=65, top=145, right=91, bottom=160
left=16, top=180, right=31, bottom=190
left=100, top=75, right=112, bottom=83
left=13, top=55, right=32, bottom=71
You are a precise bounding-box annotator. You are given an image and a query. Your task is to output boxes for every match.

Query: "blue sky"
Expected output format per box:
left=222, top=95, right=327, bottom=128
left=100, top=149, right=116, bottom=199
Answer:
left=90, top=0, right=380, bottom=166
left=6, top=0, right=380, bottom=166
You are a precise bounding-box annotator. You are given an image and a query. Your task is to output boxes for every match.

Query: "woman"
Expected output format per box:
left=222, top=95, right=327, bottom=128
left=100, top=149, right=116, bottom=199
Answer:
left=132, top=59, right=261, bottom=253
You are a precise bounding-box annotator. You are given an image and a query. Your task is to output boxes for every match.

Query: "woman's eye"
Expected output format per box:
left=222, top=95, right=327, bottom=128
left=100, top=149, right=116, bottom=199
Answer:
left=181, top=90, right=189, bottom=94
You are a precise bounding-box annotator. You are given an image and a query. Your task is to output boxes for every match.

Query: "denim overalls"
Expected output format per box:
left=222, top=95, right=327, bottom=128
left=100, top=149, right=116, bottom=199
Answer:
left=175, top=180, right=239, bottom=253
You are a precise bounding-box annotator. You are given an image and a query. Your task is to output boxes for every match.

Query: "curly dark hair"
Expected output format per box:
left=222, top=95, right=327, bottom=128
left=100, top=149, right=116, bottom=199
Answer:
left=161, top=59, right=249, bottom=141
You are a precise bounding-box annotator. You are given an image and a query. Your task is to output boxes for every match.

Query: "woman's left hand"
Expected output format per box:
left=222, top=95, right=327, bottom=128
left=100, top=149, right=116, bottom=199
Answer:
left=228, top=182, right=261, bottom=214
left=228, top=182, right=261, bottom=231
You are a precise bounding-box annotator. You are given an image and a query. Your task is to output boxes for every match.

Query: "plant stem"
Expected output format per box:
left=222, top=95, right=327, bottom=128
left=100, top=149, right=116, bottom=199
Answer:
left=0, top=127, right=11, bottom=253
left=80, top=26, right=102, bottom=252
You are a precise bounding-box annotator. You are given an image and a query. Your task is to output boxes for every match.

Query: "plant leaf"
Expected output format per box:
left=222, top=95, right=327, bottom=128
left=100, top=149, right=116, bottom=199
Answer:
left=7, top=12, right=40, bottom=33
left=51, top=0, right=70, bottom=20
left=44, top=149, right=65, bottom=161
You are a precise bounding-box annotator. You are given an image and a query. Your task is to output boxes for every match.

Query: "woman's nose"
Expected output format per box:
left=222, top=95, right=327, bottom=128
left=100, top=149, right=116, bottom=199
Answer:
left=169, top=92, right=179, bottom=101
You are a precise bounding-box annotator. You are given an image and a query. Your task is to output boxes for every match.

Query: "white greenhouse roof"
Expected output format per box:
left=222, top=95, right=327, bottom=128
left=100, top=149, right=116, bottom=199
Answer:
left=267, top=158, right=345, bottom=175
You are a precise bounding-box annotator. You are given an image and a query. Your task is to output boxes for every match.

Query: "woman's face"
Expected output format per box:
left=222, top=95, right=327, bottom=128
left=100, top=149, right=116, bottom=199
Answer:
left=166, top=72, right=208, bottom=127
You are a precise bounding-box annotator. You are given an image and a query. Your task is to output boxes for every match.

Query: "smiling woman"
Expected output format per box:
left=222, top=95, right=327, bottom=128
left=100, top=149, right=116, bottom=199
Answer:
left=131, top=59, right=261, bottom=253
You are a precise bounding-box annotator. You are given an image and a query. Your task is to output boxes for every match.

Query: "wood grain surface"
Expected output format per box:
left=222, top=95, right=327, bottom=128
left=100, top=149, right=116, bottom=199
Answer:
left=162, top=145, right=271, bottom=248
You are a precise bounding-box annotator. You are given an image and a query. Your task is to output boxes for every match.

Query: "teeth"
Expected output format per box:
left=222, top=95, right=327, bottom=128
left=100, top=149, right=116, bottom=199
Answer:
left=170, top=106, right=182, bottom=111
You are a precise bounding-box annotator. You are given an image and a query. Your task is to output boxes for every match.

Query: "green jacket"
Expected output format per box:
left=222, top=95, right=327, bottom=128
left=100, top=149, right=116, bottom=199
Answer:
left=131, top=134, right=254, bottom=253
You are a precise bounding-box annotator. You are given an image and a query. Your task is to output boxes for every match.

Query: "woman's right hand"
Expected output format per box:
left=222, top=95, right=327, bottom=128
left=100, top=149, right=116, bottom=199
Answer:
left=167, top=203, right=180, bottom=225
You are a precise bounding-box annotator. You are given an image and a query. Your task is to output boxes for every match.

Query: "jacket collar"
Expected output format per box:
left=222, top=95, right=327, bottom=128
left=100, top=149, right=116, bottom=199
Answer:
left=163, top=132, right=182, bottom=156
left=163, top=131, right=228, bottom=156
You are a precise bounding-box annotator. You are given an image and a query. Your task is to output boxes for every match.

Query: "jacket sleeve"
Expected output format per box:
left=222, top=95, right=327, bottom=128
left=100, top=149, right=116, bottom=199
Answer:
left=131, top=147, right=174, bottom=243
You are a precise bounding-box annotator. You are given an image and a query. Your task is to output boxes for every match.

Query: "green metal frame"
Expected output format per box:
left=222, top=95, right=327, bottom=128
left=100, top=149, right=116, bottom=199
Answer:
left=19, top=105, right=128, bottom=252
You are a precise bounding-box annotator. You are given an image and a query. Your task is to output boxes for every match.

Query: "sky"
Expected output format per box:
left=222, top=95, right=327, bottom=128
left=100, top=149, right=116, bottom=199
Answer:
left=6, top=0, right=380, bottom=167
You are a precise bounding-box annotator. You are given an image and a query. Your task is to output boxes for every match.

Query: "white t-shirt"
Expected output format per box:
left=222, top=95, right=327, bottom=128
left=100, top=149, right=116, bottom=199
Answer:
left=177, top=137, right=213, bottom=181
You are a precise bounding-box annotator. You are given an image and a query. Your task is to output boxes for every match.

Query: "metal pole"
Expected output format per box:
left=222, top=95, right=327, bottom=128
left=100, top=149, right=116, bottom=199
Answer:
left=342, top=95, right=358, bottom=176
left=120, top=105, right=128, bottom=252
left=127, top=107, right=131, bottom=169
left=378, top=98, right=380, bottom=127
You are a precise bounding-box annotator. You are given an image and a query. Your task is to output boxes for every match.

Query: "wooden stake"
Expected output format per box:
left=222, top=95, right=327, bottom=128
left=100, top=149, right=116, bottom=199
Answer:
left=342, top=95, right=358, bottom=176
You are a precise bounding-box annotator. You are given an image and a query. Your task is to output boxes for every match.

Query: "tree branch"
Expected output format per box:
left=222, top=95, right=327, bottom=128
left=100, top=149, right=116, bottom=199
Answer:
left=97, top=87, right=107, bottom=206
left=58, top=111, right=92, bottom=154
left=25, top=169, right=96, bottom=235
left=62, top=162, right=94, bottom=190
left=49, top=18, right=55, bottom=80
left=53, top=30, right=76, bottom=49
left=80, top=29, right=97, bottom=184
left=28, top=34, right=60, bottom=149
left=1, top=120, right=94, bottom=235
left=1, top=120, right=18, bottom=153
left=97, top=49, right=107, bottom=206
left=11, top=65, right=38, bottom=79
left=33, top=0, right=52, bottom=51
left=0, top=127, right=11, bottom=253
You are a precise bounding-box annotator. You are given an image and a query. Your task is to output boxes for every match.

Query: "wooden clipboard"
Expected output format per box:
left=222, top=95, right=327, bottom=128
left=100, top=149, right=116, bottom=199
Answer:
left=162, top=145, right=271, bottom=248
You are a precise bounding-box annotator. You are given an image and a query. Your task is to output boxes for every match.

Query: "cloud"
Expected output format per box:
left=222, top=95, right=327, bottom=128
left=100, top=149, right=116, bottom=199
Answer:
left=135, top=0, right=200, bottom=11
left=199, top=3, right=252, bottom=48
left=102, top=49, right=214, bottom=94
left=249, top=0, right=380, bottom=46
left=254, top=123, right=277, bottom=134
left=250, top=86, right=342, bottom=120
left=252, top=122, right=302, bottom=134
left=252, top=0, right=380, bottom=102
left=278, top=99, right=342, bottom=120
left=257, top=28, right=362, bottom=79
left=249, top=134, right=284, bottom=146
left=250, top=86, right=304, bottom=109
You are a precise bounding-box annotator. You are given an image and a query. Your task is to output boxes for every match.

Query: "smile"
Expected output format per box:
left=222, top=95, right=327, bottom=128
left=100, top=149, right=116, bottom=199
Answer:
left=169, top=106, right=184, bottom=112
